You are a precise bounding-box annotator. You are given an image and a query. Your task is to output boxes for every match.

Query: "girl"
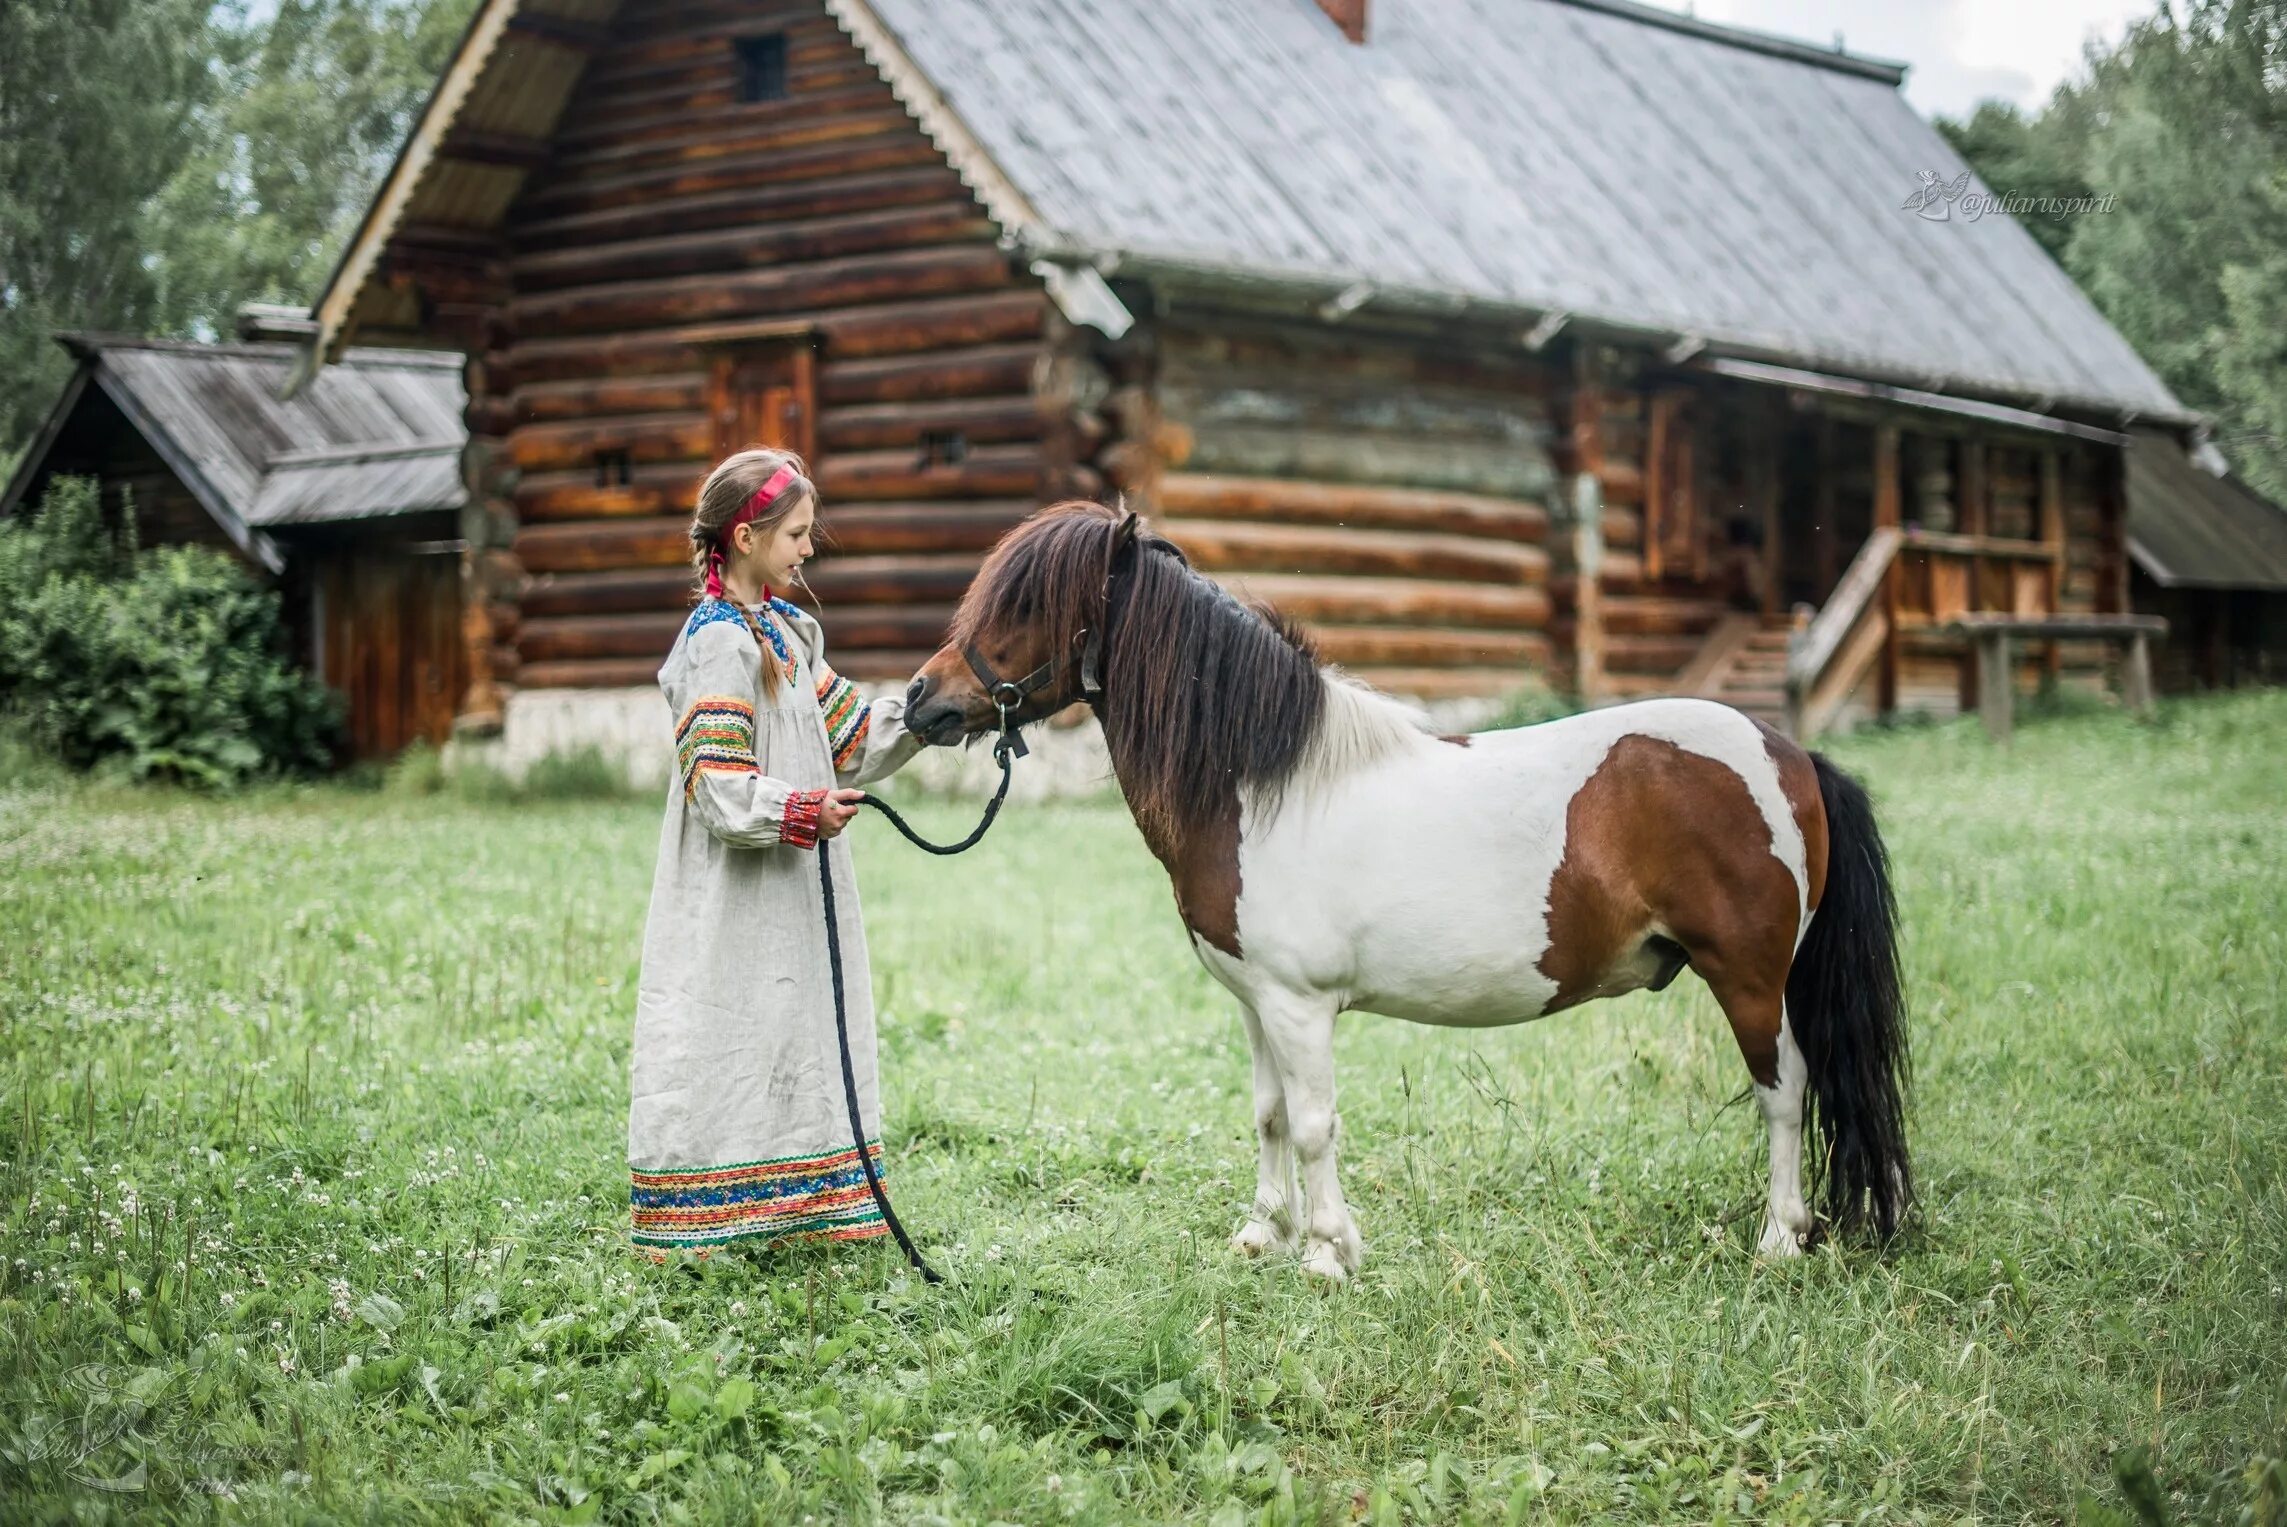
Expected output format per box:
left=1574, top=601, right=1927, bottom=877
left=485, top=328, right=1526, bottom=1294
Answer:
left=628, top=448, right=923, bottom=1259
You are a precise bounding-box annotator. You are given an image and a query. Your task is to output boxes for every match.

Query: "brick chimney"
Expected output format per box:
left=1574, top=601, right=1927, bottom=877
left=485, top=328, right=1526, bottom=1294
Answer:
left=1316, top=0, right=1366, bottom=44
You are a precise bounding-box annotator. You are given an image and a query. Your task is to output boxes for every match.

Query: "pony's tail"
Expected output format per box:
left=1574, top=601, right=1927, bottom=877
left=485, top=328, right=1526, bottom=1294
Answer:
left=1786, top=754, right=1913, bottom=1240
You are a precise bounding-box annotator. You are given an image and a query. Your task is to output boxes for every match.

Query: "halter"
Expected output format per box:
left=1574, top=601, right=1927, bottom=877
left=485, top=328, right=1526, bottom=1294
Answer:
left=959, top=627, right=1103, bottom=760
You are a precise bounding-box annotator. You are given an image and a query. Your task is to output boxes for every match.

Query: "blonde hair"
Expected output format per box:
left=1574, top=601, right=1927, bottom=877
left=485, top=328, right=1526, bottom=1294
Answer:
left=688, top=447, right=818, bottom=594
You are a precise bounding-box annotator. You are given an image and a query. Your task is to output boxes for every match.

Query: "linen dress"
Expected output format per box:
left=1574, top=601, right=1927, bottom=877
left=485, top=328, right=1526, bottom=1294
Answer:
left=628, top=594, right=922, bottom=1255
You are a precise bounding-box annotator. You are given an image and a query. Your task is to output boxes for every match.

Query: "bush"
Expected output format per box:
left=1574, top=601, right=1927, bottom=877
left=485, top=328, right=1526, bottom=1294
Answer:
left=0, top=476, right=341, bottom=787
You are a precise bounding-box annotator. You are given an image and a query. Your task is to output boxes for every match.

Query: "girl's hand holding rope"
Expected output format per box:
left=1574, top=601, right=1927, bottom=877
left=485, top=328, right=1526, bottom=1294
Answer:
left=818, top=787, right=866, bottom=840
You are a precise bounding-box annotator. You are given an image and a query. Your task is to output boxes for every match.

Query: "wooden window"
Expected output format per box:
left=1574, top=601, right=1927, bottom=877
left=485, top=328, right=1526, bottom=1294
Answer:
left=917, top=428, right=968, bottom=468
left=709, top=340, right=817, bottom=461
left=593, top=448, right=632, bottom=488
left=735, top=35, right=788, bottom=102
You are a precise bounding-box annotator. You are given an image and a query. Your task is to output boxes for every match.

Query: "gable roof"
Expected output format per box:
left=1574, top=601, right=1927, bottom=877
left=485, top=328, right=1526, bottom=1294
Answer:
left=2126, top=430, right=2287, bottom=593
left=308, top=0, right=2185, bottom=426
left=853, top=0, right=2183, bottom=422
left=1, top=336, right=466, bottom=570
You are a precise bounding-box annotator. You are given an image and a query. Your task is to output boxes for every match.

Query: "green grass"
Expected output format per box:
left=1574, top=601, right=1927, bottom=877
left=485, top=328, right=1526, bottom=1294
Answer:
left=2, top=692, right=2284, bottom=1524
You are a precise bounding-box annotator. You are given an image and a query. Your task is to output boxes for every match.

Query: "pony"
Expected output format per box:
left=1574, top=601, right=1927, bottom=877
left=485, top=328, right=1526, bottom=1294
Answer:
left=903, top=501, right=1909, bottom=1283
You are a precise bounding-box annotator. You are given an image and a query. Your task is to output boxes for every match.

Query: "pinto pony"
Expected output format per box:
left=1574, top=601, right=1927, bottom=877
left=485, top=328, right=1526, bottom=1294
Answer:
left=905, top=502, right=1909, bottom=1283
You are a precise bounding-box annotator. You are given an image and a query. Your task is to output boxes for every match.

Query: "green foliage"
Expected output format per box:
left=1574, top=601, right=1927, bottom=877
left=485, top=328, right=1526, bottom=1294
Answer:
left=0, top=475, right=339, bottom=786
left=0, top=0, right=225, bottom=448
left=0, top=0, right=475, bottom=456
left=519, top=745, right=643, bottom=802
left=1475, top=679, right=1581, bottom=732
left=148, top=0, right=477, bottom=341
left=2, top=693, right=2285, bottom=1519
left=1940, top=0, right=2287, bottom=495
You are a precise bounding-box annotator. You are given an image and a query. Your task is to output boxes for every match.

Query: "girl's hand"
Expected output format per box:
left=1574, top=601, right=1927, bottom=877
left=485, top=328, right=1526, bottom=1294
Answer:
left=817, top=788, right=866, bottom=840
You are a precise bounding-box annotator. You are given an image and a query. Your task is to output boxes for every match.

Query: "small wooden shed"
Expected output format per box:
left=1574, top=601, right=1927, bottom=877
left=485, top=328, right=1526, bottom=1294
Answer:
left=1, top=312, right=470, bottom=757
left=300, top=0, right=2207, bottom=743
left=2125, top=430, right=2287, bottom=690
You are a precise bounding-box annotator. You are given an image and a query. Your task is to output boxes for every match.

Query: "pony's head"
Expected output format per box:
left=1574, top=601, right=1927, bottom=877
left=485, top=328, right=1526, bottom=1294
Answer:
left=905, top=499, right=1333, bottom=834
left=905, top=500, right=1145, bottom=746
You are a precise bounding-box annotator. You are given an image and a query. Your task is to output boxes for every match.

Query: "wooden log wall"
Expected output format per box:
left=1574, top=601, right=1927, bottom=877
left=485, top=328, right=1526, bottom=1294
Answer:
left=452, top=0, right=1053, bottom=695
left=1145, top=317, right=1559, bottom=699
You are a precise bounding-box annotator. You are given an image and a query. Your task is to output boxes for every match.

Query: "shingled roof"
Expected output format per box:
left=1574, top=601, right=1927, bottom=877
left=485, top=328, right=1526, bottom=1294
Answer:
left=850, top=0, right=2185, bottom=421
left=1, top=335, right=465, bottom=571
left=2126, top=430, right=2287, bottom=593
left=310, top=0, right=2188, bottom=428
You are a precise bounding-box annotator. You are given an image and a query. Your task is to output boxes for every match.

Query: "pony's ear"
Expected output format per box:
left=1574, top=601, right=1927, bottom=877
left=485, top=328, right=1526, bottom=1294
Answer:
left=1111, top=507, right=1141, bottom=553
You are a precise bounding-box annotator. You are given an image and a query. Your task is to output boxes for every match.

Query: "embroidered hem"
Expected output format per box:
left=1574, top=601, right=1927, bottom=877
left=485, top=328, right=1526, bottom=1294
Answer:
left=780, top=787, right=827, bottom=848
left=630, top=1142, right=887, bottom=1251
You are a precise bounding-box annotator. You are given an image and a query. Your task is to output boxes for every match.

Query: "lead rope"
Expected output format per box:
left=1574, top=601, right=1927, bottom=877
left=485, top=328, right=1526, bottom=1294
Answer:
left=733, top=602, right=1027, bottom=1287
left=818, top=723, right=1023, bottom=1286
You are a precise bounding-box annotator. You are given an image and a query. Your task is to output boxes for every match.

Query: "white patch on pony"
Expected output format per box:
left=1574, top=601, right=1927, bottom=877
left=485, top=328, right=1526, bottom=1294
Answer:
left=1212, top=695, right=1807, bottom=1029
left=1187, top=688, right=1816, bottom=1281
left=1275, top=672, right=1433, bottom=809
left=1756, top=1007, right=1814, bottom=1257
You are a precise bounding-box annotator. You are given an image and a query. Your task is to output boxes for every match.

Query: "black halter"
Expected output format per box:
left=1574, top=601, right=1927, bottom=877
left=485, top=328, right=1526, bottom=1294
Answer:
left=958, top=626, right=1102, bottom=759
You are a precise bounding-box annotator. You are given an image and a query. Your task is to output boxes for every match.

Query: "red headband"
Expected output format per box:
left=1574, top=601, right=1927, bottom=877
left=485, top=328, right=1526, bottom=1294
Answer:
left=703, top=464, right=804, bottom=599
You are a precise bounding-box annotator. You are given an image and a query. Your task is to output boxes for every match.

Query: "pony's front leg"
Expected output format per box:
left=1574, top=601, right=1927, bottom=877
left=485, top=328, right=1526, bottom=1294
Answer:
left=1231, top=1002, right=1297, bottom=1257
left=1255, top=989, right=1362, bottom=1283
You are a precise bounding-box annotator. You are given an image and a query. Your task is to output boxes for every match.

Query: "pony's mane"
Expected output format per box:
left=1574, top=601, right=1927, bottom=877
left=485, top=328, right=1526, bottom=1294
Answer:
left=952, top=501, right=1426, bottom=831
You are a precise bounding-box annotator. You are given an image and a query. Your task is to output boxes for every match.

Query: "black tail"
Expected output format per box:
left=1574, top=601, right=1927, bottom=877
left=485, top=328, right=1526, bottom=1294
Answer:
left=1787, top=754, right=1913, bottom=1240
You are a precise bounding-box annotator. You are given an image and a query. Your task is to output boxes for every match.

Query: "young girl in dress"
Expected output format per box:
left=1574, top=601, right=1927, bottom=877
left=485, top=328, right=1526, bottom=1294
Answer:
left=628, top=448, right=923, bottom=1258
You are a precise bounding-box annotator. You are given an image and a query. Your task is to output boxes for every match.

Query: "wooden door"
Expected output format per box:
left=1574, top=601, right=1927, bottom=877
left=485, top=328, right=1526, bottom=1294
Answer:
left=314, top=539, right=467, bottom=759
left=1643, top=387, right=1704, bottom=584
left=709, top=340, right=817, bottom=462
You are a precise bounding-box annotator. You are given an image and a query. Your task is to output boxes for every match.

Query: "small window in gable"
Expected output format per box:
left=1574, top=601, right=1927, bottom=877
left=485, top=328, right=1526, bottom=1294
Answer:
left=917, top=428, right=969, bottom=468
left=735, top=35, right=788, bottom=103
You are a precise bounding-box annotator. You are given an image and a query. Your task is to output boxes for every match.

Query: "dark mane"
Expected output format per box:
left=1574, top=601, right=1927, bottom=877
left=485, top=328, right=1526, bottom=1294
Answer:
left=951, top=501, right=1327, bottom=833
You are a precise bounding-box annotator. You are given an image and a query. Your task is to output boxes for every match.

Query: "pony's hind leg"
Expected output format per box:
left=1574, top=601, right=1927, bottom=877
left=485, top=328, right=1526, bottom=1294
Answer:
left=1253, top=988, right=1361, bottom=1283
left=1701, top=964, right=1814, bottom=1256
left=1231, top=1002, right=1297, bottom=1257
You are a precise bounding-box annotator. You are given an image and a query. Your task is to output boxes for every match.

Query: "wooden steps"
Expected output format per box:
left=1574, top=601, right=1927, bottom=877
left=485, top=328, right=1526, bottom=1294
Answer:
left=1685, top=613, right=1797, bottom=728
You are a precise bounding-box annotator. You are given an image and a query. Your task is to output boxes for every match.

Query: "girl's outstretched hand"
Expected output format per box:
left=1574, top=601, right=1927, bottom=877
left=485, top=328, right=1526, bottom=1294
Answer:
left=818, top=788, right=866, bottom=840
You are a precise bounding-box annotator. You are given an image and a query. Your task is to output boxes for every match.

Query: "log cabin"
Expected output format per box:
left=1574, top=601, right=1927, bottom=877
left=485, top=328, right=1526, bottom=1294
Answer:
left=297, top=0, right=2226, bottom=753
left=0, top=309, right=470, bottom=758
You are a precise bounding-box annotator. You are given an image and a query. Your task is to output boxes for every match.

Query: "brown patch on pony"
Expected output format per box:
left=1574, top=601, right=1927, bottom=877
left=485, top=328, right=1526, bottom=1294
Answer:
left=1132, top=790, right=1244, bottom=957
left=1537, top=735, right=1806, bottom=1087
left=1440, top=734, right=1473, bottom=747
left=1756, top=719, right=1829, bottom=913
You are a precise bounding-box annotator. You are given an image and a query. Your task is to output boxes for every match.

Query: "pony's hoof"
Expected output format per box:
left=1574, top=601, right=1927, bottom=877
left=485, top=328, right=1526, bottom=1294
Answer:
left=1299, top=1239, right=1351, bottom=1284
left=1230, top=1217, right=1292, bottom=1259
left=1756, top=1218, right=1808, bottom=1258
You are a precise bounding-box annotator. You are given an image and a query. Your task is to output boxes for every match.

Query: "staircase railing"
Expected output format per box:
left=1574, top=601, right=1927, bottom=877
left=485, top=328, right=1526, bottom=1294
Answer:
left=1784, top=526, right=1901, bottom=740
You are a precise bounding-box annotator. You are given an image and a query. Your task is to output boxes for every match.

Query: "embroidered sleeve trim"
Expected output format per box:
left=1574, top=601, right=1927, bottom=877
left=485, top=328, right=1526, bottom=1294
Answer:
left=674, top=696, right=758, bottom=799
left=815, top=664, right=872, bottom=773
left=780, top=787, right=827, bottom=849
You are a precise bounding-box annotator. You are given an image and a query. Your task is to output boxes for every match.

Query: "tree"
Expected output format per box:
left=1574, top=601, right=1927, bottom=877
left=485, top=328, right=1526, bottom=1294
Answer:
left=0, top=0, right=227, bottom=454
left=1941, top=0, right=2287, bottom=495
left=149, top=0, right=474, bottom=340
left=0, top=0, right=473, bottom=464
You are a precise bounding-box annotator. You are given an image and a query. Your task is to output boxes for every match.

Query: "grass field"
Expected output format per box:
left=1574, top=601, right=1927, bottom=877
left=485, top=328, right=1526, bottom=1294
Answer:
left=2, top=692, right=2284, bottom=1524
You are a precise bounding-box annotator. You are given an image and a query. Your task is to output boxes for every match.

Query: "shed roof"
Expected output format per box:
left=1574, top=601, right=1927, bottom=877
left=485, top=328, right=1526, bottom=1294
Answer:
left=310, top=0, right=2187, bottom=427
left=0, top=336, right=465, bottom=570
left=2126, top=431, right=2287, bottom=593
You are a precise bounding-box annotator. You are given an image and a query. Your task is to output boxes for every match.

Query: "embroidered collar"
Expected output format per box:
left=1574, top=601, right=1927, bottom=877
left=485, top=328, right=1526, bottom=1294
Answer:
left=685, top=595, right=805, bottom=686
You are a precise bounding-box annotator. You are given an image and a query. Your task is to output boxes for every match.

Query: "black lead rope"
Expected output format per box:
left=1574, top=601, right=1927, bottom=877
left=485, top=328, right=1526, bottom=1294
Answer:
left=817, top=729, right=1022, bottom=1285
